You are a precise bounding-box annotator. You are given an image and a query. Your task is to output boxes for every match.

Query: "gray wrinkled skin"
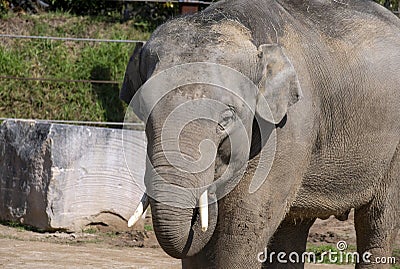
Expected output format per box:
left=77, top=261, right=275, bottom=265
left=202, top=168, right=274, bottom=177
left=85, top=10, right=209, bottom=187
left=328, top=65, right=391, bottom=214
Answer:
left=120, top=0, right=400, bottom=268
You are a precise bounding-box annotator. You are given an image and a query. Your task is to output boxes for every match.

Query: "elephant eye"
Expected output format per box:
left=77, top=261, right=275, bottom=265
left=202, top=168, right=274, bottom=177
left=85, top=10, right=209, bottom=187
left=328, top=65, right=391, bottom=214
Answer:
left=217, top=107, right=236, bottom=133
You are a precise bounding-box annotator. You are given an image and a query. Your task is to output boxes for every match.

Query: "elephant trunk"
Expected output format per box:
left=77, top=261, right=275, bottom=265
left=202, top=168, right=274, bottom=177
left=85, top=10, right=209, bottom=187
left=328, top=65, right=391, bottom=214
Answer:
left=149, top=191, right=218, bottom=258
left=145, top=120, right=219, bottom=258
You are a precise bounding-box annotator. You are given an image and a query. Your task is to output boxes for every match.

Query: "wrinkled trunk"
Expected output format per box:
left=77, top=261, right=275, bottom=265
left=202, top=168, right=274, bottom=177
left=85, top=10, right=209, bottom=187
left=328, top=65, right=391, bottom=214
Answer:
left=149, top=189, right=218, bottom=258
left=145, top=119, right=219, bottom=258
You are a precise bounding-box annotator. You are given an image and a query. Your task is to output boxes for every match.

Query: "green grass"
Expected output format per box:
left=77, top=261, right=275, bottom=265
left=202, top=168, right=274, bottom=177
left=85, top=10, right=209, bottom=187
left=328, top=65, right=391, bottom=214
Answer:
left=83, top=227, right=98, bottom=234
left=144, top=224, right=153, bottom=231
left=392, top=249, right=400, bottom=268
left=306, top=244, right=357, bottom=265
left=105, top=231, right=119, bottom=237
left=0, top=12, right=150, bottom=123
left=0, top=220, right=43, bottom=233
left=1, top=220, right=28, bottom=231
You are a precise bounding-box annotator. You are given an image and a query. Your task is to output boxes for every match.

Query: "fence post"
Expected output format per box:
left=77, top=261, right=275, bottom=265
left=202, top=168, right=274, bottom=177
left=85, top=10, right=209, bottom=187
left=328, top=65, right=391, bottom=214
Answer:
left=179, top=1, right=200, bottom=15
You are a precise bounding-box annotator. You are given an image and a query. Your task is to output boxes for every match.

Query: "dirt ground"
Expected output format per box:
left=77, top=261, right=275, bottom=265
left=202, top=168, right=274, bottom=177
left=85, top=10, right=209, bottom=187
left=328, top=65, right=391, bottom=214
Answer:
left=0, top=211, right=398, bottom=268
left=0, top=222, right=181, bottom=269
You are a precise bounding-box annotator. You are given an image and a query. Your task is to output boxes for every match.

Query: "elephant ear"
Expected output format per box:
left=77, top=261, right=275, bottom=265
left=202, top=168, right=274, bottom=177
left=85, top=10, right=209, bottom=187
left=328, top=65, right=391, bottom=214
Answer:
left=120, top=42, right=144, bottom=104
left=255, top=44, right=303, bottom=124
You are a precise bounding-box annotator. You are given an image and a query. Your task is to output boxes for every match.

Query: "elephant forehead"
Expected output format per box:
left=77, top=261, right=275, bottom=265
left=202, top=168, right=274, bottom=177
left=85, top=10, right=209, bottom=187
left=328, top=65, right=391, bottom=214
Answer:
left=147, top=19, right=258, bottom=73
left=162, top=99, right=232, bottom=124
left=133, top=62, right=259, bottom=121
left=171, top=84, right=253, bottom=104
left=210, top=19, right=254, bottom=50
left=151, top=18, right=254, bottom=49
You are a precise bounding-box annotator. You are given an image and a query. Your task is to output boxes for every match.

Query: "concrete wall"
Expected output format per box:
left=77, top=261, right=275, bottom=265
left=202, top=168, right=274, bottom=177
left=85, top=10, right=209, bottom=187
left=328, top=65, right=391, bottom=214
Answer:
left=0, top=119, right=146, bottom=231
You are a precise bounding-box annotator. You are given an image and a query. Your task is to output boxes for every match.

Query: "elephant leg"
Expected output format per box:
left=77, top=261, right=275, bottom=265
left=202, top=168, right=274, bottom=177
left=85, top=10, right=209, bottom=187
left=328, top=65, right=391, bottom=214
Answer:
left=355, top=201, right=399, bottom=269
left=182, top=257, right=203, bottom=269
left=182, top=251, right=214, bottom=269
left=182, top=257, right=199, bottom=269
left=262, top=217, right=316, bottom=269
left=355, top=144, right=400, bottom=269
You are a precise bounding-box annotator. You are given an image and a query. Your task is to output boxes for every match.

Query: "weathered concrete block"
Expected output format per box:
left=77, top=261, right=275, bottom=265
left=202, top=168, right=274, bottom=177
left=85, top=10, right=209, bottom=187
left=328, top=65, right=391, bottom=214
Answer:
left=0, top=119, right=146, bottom=231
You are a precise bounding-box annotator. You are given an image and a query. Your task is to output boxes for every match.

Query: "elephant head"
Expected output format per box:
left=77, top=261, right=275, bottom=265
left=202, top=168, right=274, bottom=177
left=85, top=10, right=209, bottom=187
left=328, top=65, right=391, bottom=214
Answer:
left=121, top=20, right=302, bottom=259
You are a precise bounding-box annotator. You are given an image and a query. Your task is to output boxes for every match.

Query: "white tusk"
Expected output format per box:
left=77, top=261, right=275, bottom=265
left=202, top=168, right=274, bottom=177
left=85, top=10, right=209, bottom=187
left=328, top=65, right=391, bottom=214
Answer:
left=199, top=190, right=208, bottom=232
left=128, top=193, right=150, bottom=228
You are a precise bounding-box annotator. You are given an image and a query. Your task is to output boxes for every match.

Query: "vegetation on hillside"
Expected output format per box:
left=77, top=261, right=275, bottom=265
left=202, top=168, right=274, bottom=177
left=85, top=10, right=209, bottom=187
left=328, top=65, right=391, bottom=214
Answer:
left=0, top=1, right=182, bottom=31
left=0, top=13, right=150, bottom=123
left=0, top=0, right=398, bottom=18
left=376, top=0, right=400, bottom=11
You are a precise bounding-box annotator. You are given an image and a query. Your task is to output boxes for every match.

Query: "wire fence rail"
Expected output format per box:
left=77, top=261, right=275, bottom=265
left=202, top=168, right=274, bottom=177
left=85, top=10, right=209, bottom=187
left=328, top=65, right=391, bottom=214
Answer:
left=0, top=75, right=120, bottom=84
left=0, top=34, right=146, bottom=43
left=0, top=118, right=145, bottom=128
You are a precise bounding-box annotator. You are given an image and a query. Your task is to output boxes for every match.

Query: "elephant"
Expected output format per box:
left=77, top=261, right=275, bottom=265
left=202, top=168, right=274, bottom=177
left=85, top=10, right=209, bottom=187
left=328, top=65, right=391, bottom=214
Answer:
left=120, top=0, right=400, bottom=268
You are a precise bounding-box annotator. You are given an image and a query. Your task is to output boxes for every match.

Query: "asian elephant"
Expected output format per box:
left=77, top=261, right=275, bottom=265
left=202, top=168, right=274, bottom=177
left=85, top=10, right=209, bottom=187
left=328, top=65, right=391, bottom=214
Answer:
left=120, top=0, right=400, bottom=268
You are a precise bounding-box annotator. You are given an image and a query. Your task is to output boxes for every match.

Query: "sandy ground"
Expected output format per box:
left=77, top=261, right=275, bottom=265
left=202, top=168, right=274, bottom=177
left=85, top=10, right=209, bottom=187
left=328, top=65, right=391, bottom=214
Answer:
left=0, top=237, right=180, bottom=269
left=0, top=234, right=352, bottom=269
left=0, top=211, right=398, bottom=268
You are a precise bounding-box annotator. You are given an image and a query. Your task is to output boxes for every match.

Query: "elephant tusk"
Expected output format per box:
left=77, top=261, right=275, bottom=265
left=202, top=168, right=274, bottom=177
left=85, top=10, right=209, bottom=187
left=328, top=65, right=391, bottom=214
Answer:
left=199, top=190, right=208, bottom=232
left=128, top=193, right=150, bottom=228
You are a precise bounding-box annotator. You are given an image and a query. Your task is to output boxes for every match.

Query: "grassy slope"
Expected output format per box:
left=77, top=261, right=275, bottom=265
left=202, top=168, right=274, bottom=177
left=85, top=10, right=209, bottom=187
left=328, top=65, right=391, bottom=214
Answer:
left=0, top=12, right=150, bottom=122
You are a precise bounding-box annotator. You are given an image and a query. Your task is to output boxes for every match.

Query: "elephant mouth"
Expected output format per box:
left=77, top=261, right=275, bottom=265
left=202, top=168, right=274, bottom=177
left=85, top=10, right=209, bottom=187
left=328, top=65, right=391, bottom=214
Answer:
left=128, top=187, right=219, bottom=259
left=128, top=186, right=208, bottom=226
left=128, top=189, right=210, bottom=232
